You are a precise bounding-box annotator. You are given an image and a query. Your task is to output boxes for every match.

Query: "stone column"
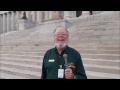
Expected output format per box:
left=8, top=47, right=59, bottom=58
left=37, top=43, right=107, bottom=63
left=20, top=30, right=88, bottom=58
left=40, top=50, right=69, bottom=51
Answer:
left=49, top=11, right=53, bottom=19
left=37, top=11, right=43, bottom=23
left=44, top=11, right=49, bottom=20
left=16, top=11, right=20, bottom=30
left=0, top=14, right=2, bottom=34
left=52, top=11, right=61, bottom=19
left=7, top=12, right=10, bottom=32
left=82, top=11, right=90, bottom=16
left=64, top=11, right=71, bottom=18
left=11, top=11, right=15, bottom=31
left=3, top=13, right=6, bottom=33
left=9, top=12, right=12, bottom=31
left=32, top=11, right=37, bottom=22
left=26, top=11, right=31, bottom=20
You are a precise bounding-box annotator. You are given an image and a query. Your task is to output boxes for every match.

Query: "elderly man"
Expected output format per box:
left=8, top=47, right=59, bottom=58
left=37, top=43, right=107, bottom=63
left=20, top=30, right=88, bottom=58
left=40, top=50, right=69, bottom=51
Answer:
left=41, top=26, right=87, bottom=79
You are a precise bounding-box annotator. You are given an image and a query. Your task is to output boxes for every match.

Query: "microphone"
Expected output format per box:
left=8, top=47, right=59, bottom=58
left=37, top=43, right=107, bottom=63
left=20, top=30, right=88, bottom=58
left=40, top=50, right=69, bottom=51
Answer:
left=63, top=54, right=75, bottom=69
left=63, top=54, right=68, bottom=68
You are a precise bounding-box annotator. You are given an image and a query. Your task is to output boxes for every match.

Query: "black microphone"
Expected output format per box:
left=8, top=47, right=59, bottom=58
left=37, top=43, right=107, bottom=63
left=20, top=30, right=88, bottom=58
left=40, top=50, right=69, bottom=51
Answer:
left=63, top=54, right=68, bottom=68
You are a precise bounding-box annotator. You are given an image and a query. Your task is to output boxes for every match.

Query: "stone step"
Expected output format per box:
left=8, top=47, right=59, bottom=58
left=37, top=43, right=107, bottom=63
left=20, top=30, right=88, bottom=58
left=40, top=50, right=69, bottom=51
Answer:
left=1, top=53, right=119, bottom=60
left=0, top=54, right=43, bottom=60
left=1, top=59, right=119, bottom=75
left=0, top=48, right=48, bottom=51
left=72, top=40, right=119, bottom=44
left=1, top=55, right=119, bottom=66
left=0, top=46, right=52, bottom=50
left=1, top=69, right=119, bottom=79
left=1, top=36, right=119, bottom=45
left=0, top=66, right=41, bottom=79
left=87, top=75, right=112, bottom=79
left=0, top=51, right=45, bottom=55
left=1, top=57, right=119, bottom=68
left=1, top=43, right=119, bottom=48
left=1, top=56, right=118, bottom=68
left=1, top=44, right=119, bottom=48
left=0, top=72, right=28, bottom=79
left=76, top=26, right=119, bottom=31
left=77, top=23, right=119, bottom=30
left=86, top=71, right=120, bottom=79
left=84, top=64, right=120, bottom=75
left=0, top=61, right=41, bottom=72
left=0, top=63, right=119, bottom=79
left=76, top=22, right=119, bottom=27
left=0, top=49, right=119, bottom=55
left=77, top=21, right=119, bottom=27
left=15, top=34, right=119, bottom=41
left=1, top=35, right=119, bottom=45
left=1, top=46, right=120, bottom=51
left=76, top=29, right=119, bottom=36
left=80, top=50, right=120, bottom=54
left=82, top=54, right=120, bottom=60
left=0, top=57, right=42, bottom=65
left=83, top=58, right=120, bottom=66
left=76, top=35, right=120, bottom=41
left=97, top=46, right=120, bottom=50
left=75, top=16, right=119, bottom=22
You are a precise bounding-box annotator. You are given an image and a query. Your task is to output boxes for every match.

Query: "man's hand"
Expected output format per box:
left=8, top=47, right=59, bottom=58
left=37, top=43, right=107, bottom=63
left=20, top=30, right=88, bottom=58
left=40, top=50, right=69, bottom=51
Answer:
left=65, top=68, right=74, bottom=79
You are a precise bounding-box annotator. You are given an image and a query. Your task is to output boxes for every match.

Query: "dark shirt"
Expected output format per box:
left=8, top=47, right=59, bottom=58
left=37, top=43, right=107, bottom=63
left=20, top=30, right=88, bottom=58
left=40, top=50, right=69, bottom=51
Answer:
left=41, top=46, right=87, bottom=79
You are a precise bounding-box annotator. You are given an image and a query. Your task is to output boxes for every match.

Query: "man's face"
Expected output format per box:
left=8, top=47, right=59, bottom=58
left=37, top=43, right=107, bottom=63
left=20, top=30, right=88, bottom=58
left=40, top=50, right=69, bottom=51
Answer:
left=54, top=27, right=69, bottom=49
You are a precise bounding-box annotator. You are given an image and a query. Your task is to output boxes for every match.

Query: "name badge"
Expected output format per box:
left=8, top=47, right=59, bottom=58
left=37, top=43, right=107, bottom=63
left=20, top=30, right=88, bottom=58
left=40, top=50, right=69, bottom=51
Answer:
left=48, top=59, right=55, bottom=62
left=58, top=69, right=64, bottom=78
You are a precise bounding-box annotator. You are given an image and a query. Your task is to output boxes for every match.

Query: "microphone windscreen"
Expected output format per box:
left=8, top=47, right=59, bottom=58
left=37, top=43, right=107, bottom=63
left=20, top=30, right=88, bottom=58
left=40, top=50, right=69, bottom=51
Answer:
left=63, top=54, right=67, bottom=59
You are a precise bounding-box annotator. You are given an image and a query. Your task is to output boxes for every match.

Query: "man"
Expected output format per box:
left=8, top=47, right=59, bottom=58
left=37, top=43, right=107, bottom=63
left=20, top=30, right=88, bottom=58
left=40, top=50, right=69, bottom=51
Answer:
left=41, top=26, right=87, bottom=79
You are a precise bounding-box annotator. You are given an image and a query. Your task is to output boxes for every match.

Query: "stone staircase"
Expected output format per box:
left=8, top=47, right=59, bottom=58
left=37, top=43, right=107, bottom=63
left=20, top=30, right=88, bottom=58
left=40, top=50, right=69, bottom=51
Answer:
left=0, top=11, right=120, bottom=79
left=66, top=11, right=120, bottom=44
left=0, top=44, right=119, bottom=79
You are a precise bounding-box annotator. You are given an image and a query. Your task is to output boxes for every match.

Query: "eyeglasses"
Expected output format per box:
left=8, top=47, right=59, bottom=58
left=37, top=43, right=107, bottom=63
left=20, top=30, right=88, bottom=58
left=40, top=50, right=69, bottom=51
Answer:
left=54, top=33, right=68, bottom=36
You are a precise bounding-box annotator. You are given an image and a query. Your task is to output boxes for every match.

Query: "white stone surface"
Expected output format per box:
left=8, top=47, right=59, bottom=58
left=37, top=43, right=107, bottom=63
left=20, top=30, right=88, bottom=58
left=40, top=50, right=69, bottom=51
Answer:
left=0, top=60, right=42, bottom=69
left=0, top=72, right=28, bottom=79
left=19, top=19, right=36, bottom=30
left=1, top=66, right=41, bottom=77
left=86, top=71, right=120, bottom=79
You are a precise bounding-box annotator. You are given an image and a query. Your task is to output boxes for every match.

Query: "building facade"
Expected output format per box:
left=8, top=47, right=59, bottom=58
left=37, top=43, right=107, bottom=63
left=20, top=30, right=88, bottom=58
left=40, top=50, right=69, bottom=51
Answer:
left=0, top=11, right=105, bottom=34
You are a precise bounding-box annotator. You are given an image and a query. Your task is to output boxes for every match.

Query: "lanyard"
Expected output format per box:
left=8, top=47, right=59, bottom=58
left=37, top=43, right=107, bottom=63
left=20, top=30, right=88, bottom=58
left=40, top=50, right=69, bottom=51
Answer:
left=55, top=53, right=63, bottom=65
left=55, top=46, right=68, bottom=69
left=55, top=50, right=67, bottom=69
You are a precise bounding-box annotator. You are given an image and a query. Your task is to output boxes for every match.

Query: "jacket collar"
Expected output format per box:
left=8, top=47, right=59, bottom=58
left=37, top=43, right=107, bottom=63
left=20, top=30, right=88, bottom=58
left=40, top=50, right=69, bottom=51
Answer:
left=54, top=45, right=69, bottom=55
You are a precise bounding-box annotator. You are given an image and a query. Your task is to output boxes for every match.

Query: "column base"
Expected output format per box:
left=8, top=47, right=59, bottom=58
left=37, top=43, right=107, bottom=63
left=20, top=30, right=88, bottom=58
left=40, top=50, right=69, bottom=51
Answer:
left=19, top=19, right=36, bottom=30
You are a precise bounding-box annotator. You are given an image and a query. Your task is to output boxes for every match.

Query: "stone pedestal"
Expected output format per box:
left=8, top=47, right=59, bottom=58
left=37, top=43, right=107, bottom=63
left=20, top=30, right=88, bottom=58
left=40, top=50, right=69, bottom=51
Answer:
left=64, top=11, right=71, bottom=18
left=19, top=19, right=36, bottom=30
left=82, top=11, right=90, bottom=16
left=52, top=11, right=61, bottom=19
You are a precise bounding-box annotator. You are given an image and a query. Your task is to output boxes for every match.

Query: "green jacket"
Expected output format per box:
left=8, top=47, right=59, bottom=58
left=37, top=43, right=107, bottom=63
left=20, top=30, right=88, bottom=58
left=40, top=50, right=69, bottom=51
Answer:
left=41, top=46, right=87, bottom=79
